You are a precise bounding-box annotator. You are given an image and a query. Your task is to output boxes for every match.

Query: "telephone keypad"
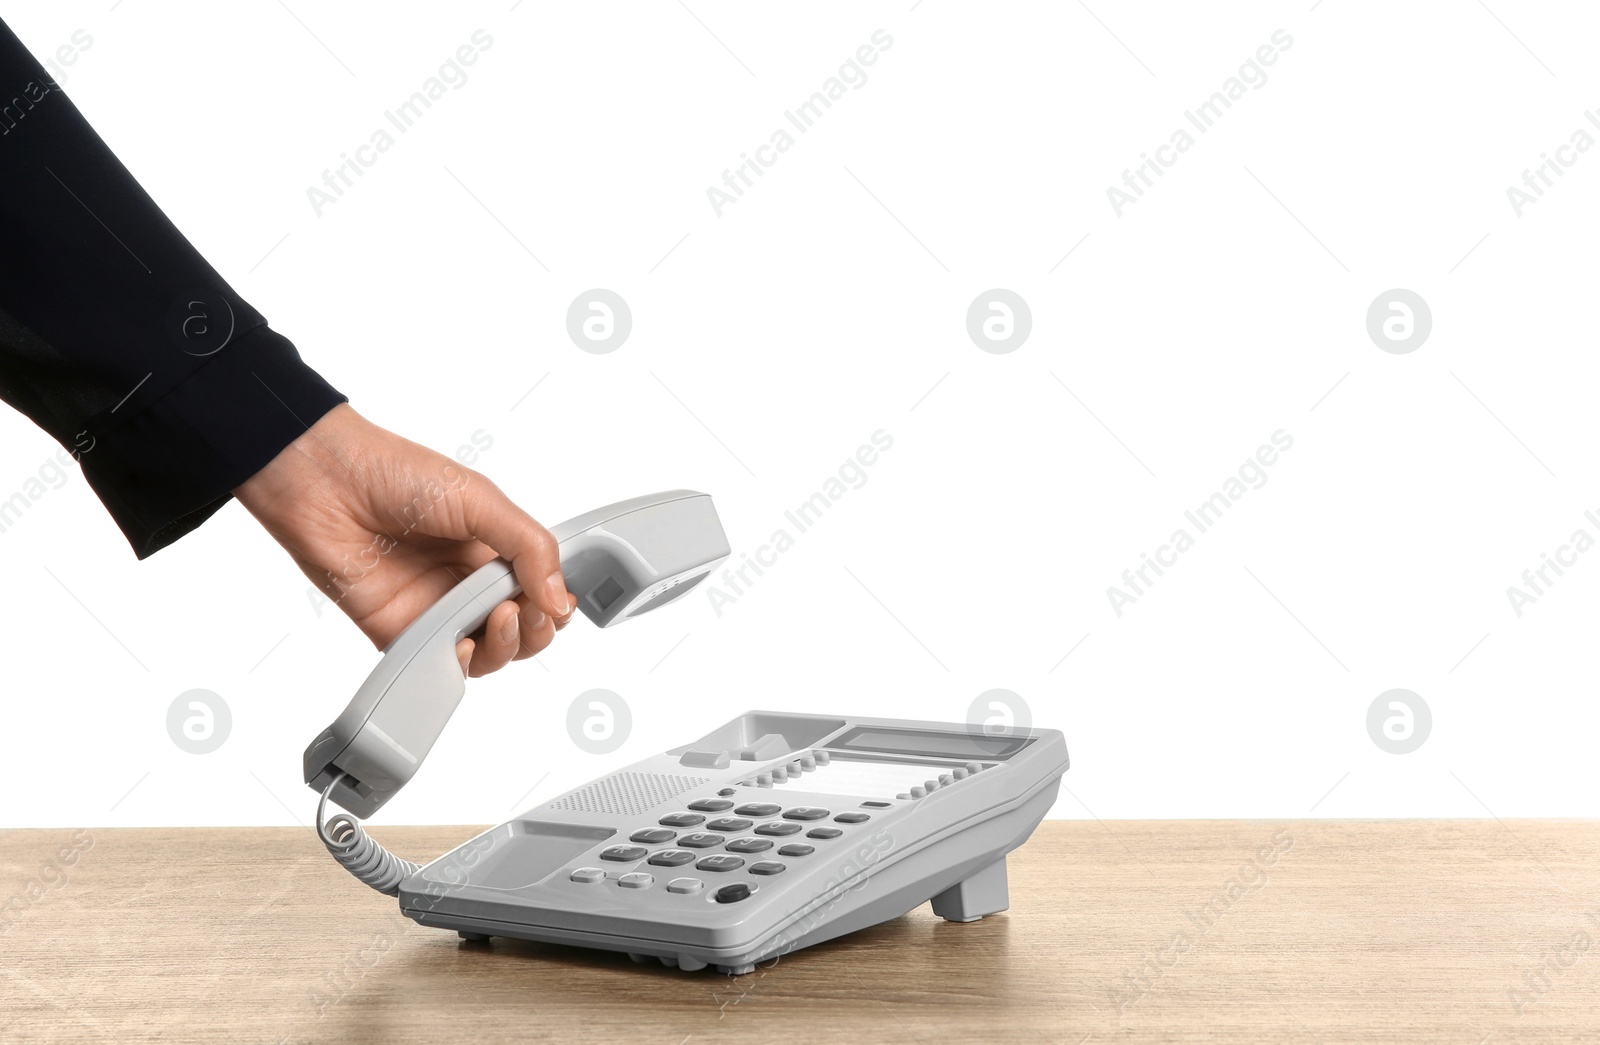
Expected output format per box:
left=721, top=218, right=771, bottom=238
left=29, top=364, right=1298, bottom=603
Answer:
left=589, top=795, right=880, bottom=898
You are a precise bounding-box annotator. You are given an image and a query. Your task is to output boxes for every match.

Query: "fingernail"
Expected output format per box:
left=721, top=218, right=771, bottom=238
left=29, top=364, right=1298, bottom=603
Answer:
left=526, top=609, right=547, bottom=631
left=544, top=574, right=574, bottom=616
left=500, top=611, right=519, bottom=646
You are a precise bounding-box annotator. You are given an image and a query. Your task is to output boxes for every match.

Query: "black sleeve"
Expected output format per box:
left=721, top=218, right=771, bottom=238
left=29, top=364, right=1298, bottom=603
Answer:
left=0, top=18, right=346, bottom=558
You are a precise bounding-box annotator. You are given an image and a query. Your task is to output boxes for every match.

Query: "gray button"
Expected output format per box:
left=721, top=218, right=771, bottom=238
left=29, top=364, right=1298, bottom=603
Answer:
left=696, top=855, right=745, bottom=872
left=677, top=833, right=723, bottom=848
left=659, top=812, right=705, bottom=828
left=600, top=845, right=648, bottom=862
left=834, top=812, right=870, bottom=824
left=726, top=837, right=773, bottom=854
left=778, top=844, right=814, bottom=857
left=735, top=803, right=782, bottom=817
left=618, top=872, right=654, bottom=889
left=688, top=798, right=735, bottom=812
left=748, top=861, right=786, bottom=876
left=570, top=867, right=605, bottom=883
left=755, top=821, right=803, bottom=836
left=707, top=817, right=753, bottom=832
left=807, top=827, right=842, bottom=840
left=630, top=828, right=676, bottom=844
left=782, top=807, right=830, bottom=821
left=667, top=877, right=704, bottom=894
left=648, top=849, right=697, bottom=867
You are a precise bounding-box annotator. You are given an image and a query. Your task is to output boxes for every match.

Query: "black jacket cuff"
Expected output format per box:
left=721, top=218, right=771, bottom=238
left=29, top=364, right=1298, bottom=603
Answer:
left=78, top=324, right=346, bottom=558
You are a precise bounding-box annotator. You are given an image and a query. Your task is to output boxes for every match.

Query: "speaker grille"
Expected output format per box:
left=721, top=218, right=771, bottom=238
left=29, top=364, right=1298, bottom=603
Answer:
left=549, top=771, right=709, bottom=816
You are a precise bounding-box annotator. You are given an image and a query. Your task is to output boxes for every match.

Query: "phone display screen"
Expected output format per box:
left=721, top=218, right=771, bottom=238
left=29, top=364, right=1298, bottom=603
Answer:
left=828, top=726, right=1033, bottom=761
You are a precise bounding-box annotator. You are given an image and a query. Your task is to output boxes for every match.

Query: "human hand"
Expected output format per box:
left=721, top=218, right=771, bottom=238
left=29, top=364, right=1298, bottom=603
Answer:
left=233, top=404, right=574, bottom=677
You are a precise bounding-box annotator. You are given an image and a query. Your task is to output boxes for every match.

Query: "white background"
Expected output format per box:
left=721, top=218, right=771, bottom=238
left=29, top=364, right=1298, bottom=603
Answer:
left=1, top=0, right=1594, bottom=827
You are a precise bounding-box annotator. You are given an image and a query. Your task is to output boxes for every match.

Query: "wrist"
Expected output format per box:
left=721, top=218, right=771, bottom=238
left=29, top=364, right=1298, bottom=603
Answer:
left=234, top=402, right=362, bottom=519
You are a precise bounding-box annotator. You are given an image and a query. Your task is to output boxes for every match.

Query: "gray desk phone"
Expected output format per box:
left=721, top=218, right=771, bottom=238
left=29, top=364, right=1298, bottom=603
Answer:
left=305, top=490, right=1068, bottom=974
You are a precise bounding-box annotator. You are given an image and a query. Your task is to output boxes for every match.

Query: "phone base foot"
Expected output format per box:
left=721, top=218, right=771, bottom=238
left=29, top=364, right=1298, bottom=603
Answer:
left=930, top=856, right=1009, bottom=922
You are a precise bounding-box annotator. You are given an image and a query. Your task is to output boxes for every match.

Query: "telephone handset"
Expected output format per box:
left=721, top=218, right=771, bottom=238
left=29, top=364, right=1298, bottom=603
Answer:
left=303, top=490, right=730, bottom=819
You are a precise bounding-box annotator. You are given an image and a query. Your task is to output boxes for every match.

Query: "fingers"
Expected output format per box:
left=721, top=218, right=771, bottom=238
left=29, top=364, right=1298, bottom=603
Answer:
left=462, top=597, right=558, bottom=676
left=465, top=599, right=522, bottom=677
left=455, top=475, right=576, bottom=623
left=514, top=593, right=555, bottom=660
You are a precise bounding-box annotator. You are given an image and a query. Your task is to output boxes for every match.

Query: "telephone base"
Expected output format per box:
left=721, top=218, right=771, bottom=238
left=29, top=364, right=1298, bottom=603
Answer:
left=929, top=856, right=1008, bottom=922
left=395, top=712, right=1068, bottom=974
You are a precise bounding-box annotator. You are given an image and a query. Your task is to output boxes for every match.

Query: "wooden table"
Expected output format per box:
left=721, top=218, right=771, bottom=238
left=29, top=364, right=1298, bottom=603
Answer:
left=1, top=820, right=1596, bottom=1043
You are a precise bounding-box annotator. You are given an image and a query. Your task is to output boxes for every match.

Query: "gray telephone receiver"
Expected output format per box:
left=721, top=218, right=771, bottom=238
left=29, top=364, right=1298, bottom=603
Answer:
left=303, top=490, right=730, bottom=819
